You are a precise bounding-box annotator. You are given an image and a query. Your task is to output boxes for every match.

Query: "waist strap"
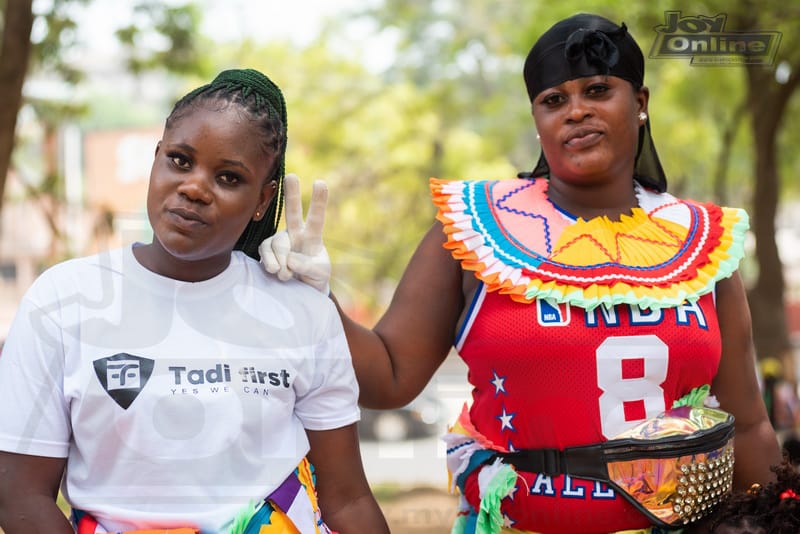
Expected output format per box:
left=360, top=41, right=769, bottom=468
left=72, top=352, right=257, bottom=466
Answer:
left=496, top=444, right=607, bottom=480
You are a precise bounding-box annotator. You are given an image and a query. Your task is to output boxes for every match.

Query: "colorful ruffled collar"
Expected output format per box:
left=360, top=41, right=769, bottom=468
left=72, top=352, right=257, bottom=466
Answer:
left=431, top=177, right=748, bottom=310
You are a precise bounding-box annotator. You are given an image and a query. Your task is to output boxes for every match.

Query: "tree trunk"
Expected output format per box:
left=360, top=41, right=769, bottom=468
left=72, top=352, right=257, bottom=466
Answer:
left=745, top=62, right=800, bottom=365
left=0, top=0, right=34, bottom=214
left=712, top=101, right=745, bottom=206
left=747, top=88, right=787, bottom=360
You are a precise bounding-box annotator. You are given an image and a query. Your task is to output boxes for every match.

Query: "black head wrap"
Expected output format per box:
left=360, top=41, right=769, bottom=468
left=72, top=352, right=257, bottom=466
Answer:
left=520, top=14, right=667, bottom=192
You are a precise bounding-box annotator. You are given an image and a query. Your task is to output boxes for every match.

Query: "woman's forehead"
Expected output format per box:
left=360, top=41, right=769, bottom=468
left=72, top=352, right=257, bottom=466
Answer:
left=166, top=105, right=254, bottom=136
left=163, top=107, right=271, bottom=160
left=534, top=74, right=631, bottom=95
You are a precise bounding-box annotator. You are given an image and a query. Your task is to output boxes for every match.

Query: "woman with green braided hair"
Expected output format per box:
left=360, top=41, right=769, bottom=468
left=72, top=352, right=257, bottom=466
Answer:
left=0, top=69, right=389, bottom=534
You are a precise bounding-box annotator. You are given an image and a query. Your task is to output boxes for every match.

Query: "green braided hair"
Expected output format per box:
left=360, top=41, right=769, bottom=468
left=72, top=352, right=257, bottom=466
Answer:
left=165, top=68, right=287, bottom=260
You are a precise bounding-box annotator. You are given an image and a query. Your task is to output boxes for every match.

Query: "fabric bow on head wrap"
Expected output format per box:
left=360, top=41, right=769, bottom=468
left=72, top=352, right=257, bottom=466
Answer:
left=520, top=14, right=667, bottom=192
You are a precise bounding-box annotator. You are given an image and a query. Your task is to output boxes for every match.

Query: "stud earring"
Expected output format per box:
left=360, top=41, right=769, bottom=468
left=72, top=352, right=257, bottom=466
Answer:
left=536, top=133, right=541, bottom=141
left=255, top=211, right=261, bottom=219
left=638, top=112, right=648, bottom=122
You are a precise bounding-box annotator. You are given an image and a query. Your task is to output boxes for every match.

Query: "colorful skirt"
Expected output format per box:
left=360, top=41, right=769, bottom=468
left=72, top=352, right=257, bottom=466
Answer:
left=73, top=458, right=334, bottom=534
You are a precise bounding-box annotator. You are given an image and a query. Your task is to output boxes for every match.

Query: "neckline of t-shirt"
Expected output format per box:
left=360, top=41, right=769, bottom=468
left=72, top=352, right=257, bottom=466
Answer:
left=123, top=243, right=245, bottom=299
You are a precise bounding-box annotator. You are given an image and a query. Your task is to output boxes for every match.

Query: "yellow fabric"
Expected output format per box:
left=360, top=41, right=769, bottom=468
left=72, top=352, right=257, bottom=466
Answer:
left=550, top=210, right=688, bottom=267
left=296, top=457, right=322, bottom=516
left=257, top=507, right=301, bottom=534
left=259, top=457, right=325, bottom=534
left=254, top=458, right=326, bottom=534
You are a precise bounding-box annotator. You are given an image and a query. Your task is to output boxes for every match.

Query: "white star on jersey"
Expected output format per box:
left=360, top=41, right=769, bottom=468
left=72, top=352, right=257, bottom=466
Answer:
left=497, top=406, right=516, bottom=432
left=491, top=370, right=507, bottom=396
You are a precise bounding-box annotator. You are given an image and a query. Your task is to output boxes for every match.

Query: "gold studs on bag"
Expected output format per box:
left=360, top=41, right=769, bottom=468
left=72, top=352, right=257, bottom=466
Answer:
left=672, top=446, right=735, bottom=524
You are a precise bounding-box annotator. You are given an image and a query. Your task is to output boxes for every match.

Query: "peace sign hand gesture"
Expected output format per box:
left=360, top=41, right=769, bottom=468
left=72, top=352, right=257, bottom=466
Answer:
left=259, top=174, right=331, bottom=294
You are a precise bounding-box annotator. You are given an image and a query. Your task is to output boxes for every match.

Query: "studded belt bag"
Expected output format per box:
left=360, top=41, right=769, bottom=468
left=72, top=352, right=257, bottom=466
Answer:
left=497, top=405, right=735, bottom=530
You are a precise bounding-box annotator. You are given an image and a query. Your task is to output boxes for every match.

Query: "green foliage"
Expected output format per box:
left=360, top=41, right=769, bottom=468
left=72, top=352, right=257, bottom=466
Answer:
left=115, top=2, right=211, bottom=76
left=29, top=0, right=92, bottom=84
left=6, top=1, right=209, bottom=132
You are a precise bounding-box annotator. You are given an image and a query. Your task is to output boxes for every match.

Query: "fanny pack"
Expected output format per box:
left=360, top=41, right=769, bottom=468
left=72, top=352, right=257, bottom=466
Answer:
left=497, top=402, right=734, bottom=530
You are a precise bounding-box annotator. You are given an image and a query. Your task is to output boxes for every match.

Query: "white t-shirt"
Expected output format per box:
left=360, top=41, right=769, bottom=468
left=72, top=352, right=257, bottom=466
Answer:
left=0, top=246, right=360, bottom=533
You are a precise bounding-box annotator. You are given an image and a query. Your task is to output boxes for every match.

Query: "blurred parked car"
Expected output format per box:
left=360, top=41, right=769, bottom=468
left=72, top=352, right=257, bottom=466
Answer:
left=358, top=387, right=444, bottom=442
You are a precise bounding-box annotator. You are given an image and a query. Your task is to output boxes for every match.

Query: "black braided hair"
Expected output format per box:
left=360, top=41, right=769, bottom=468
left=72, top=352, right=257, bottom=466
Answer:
left=710, top=460, right=800, bottom=533
left=165, top=68, right=287, bottom=260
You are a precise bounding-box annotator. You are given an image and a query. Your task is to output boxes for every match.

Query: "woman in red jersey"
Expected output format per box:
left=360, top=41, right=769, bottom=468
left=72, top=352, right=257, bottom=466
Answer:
left=262, top=13, right=781, bottom=534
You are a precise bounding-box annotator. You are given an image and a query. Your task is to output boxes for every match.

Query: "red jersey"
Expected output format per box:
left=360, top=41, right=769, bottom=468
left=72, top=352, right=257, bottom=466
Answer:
left=432, top=177, right=747, bottom=534
left=457, top=286, right=721, bottom=533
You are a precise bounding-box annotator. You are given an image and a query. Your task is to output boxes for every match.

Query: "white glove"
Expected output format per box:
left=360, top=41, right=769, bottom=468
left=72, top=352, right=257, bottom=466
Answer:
left=259, top=173, right=331, bottom=294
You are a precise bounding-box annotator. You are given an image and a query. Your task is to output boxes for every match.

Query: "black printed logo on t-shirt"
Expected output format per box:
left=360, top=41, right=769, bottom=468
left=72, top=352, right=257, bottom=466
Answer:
left=93, top=353, right=155, bottom=409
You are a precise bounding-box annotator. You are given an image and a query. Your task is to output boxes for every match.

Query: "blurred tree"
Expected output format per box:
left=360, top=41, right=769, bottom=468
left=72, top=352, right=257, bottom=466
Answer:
left=114, top=2, right=209, bottom=76
left=15, top=98, right=87, bottom=261
left=0, top=0, right=209, bottom=270
left=0, top=0, right=34, bottom=216
left=728, top=1, right=800, bottom=365
left=0, top=0, right=205, bottom=223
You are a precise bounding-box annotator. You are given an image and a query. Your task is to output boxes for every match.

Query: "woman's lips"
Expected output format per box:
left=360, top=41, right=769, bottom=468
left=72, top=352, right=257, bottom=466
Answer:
left=167, top=207, right=207, bottom=229
left=564, top=128, right=603, bottom=149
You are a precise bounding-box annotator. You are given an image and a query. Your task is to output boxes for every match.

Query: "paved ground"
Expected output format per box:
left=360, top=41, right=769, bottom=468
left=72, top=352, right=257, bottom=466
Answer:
left=378, top=486, right=459, bottom=533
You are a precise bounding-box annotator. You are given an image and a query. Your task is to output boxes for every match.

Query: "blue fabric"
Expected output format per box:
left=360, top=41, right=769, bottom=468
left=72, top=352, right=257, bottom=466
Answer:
left=455, top=449, right=496, bottom=490
left=464, top=510, right=479, bottom=534
left=243, top=502, right=274, bottom=533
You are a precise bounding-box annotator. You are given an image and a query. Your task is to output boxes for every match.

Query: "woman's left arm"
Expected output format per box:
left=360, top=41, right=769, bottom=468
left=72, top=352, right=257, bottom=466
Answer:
left=711, top=271, right=782, bottom=489
left=306, top=425, right=390, bottom=534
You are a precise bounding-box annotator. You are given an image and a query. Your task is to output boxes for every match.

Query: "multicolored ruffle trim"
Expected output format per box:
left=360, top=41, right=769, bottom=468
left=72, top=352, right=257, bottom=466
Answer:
left=431, top=177, right=748, bottom=310
left=445, top=404, right=518, bottom=534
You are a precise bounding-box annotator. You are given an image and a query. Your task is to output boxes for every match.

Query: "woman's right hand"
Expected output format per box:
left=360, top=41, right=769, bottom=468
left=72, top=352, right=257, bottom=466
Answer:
left=259, top=173, right=331, bottom=294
